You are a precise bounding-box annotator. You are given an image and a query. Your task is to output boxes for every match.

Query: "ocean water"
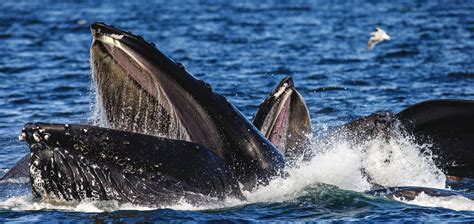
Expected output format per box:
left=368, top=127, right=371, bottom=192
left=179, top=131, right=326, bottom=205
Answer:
left=1, top=0, right=473, bottom=222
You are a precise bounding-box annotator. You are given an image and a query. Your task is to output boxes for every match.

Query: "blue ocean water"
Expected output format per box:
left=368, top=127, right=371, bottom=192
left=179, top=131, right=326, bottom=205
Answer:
left=0, top=0, right=473, bottom=222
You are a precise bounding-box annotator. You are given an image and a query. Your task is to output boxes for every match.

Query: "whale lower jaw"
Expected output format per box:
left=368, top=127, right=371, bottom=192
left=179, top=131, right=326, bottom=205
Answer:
left=22, top=123, right=243, bottom=205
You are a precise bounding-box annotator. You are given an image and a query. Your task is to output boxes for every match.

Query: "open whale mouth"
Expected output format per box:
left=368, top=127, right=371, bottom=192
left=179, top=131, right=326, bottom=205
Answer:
left=253, top=77, right=296, bottom=149
left=253, top=77, right=312, bottom=158
left=90, top=22, right=225, bottom=155
left=15, top=23, right=286, bottom=204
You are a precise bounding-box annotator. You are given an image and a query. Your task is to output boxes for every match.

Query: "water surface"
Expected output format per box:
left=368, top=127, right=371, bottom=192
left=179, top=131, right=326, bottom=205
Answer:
left=0, top=0, right=473, bottom=222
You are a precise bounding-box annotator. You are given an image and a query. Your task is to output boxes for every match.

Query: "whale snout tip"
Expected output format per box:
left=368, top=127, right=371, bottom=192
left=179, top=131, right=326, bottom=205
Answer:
left=20, top=123, right=47, bottom=144
left=90, top=22, right=129, bottom=40
left=280, top=76, right=294, bottom=87
left=20, top=123, right=68, bottom=145
left=90, top=22, right=109, bottom=34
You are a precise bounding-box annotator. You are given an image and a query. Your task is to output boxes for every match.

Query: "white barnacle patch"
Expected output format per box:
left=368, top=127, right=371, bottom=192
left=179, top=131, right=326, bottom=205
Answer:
left=18, top=132, right=26, bottom=141
left=43, top=133, right=50, bottom=141
left=64, top=124, right=69, bottom=128
left=33, top=132, right=41, bottom=142
left=81, top=128, right=88, bottom=134
left=29, top=164, right=47, bottom=197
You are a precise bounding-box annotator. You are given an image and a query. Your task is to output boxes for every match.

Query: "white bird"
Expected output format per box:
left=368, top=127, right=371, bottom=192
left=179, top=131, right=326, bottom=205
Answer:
left=367, top=27, right=391, bottom=50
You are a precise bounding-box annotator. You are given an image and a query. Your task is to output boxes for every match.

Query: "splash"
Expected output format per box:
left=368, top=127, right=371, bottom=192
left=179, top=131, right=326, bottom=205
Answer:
left=237, top=125, right=450, bottom=208
left=397, top=192, right=474, bottom=211
left=360, top=136, right=445, bottom=188
left=0, top=196, right=154, bottom=213
left=89, top=80, right=109, bottom=127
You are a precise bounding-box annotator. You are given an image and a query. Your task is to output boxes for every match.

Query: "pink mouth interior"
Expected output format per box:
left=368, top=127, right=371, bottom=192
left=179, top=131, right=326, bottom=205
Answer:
left=268, top=96, right=291, bottom=151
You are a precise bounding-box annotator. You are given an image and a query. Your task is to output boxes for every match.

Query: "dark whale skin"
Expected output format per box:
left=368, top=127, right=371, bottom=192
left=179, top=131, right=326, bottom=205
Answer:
left=22, top=123, right=243, bottom=206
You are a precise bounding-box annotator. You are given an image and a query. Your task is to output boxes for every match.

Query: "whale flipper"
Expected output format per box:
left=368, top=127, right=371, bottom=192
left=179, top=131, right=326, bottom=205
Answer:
left=0, top=155, right=29, bottom=181
left=253, top=76, right=312, bottom=159
left=396, top=99, right=474, bottom=178
left=21, top=123, right=243, bottom=205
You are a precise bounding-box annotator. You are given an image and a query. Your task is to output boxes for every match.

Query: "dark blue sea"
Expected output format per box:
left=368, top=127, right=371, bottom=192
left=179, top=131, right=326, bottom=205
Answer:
left=1, top=0, right=473, bottom=222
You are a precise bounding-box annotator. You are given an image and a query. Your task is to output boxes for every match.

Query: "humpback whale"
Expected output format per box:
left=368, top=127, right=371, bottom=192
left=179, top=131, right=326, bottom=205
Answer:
left=334, top=99, right=474, bottom=179
left=89, top=22, right=285, bottom=190
left=2, top=22, right=474, bottom=205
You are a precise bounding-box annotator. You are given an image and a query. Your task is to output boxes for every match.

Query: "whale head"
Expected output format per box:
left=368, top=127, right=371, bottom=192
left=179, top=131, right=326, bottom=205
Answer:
left=21, top=123, right=243, bottom=204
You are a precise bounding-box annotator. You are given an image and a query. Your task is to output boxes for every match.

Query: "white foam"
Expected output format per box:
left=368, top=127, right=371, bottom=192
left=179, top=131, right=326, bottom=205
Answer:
left=360, top=136, right=446, bottom=188
left=233, top=127, right=452, bottom=209
left=0, top=177, right=29, bottom=184
left=397, top=192, right=474, bottom=211
left=248, top=128, right=446, bottom=196
left=0, top=196, right=154, bottom=213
